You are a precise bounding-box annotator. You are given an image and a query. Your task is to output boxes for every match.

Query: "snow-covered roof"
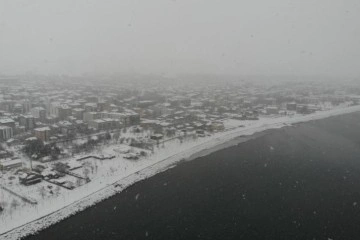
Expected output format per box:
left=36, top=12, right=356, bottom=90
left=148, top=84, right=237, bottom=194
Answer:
left=25, top=137, right=38, bottom=141
left=0, top=159, right=22, bottom=167
left=0, top=118, right=14, bottom=124
left=34, top=127, right=51, bottom=132
left=93, top=119, right=105, bottom=123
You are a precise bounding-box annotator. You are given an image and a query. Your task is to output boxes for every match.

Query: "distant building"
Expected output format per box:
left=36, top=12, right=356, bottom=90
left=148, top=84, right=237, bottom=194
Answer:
left=84, top=103, right=98, bottom=112
left=286, top=102, right=297, bottom=111
left=72, top=108, right=85, bottom=120
left=58, top=104, right=72, bottom=120
left=22, top=100, right=32, bottom=113
left=208, top=122, right=225, bottom=132
left=77, top=99, right=87, bottom=107
left=103, top=118, right=120, bottom=129
left=0, top=118, right=16, bottom=130
left=45, top=116, right=57, bottom=124
left=13, top=103, right=23, bottom=114
left=149, top=103, right=173, bottom=117
left=74, top=120, right=88, bottom=132
left=266, top=106, right=279, bottom=115
left=19, top=115, right=35, bottom=131
left=138, top=100, right=156, bottom=108
left=129, top=113, right=140, bottom=125
left=83, top=112, right=100, bottom=123
left=97, top=101, right=108, bottom=111
left=296, top=104, right=309, bottom=114
left=0, top=126, right=13, bottom=141
left=85, top=96, right=98, bottom=103
left=34, top=127, right=51, bottom=142
left=0, top=100, right=15, bottom=112
left=100, top=111, right=140, bottom=126
left=49, top=102, right=61, bottom=117
left=58, top=121, right=75, bottom=135
left=31, top=107, right=46, bottom=122
left=68, top=102, right=82, bottom=109
left=263, top=98, right=276, bottom=105
left=169, top=97, right=191, bottom=107
left=89, top=119, right=106, bottom=130
left=0, top=159, right=22, bottom=171
left=15, top=125, right=26, bottom=135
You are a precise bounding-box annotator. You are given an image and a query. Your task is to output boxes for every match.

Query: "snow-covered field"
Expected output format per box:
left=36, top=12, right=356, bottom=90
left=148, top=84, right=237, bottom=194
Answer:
left=1, top=104, right=360, bottom=240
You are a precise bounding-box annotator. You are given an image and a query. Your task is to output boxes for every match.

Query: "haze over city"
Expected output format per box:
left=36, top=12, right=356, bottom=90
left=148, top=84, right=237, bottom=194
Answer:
left=1, top=0, right=360, bottom=77
left=3, top=1, right=360, bottom=240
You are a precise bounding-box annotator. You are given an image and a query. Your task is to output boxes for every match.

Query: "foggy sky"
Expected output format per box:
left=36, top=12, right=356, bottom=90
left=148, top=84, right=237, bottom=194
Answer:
left=1, top=0, right=360, bottom=77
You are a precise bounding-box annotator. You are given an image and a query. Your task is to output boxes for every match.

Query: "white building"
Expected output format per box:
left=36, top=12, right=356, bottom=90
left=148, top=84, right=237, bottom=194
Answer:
left=49, top=102, right=61, bottom=117
left=31, top=107, right=46, bottom=121
left=0, top=159, right=22, bottom=171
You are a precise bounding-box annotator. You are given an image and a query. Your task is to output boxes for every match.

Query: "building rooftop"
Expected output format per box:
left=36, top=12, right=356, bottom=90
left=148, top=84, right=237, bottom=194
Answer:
left=34, top=127, right=51, bottom=132
left=0, top=118, right=15, bottom=124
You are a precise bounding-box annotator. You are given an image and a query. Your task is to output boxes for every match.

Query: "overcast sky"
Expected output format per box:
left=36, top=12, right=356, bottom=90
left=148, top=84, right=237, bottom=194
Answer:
left=0, top=0, right=360, bottom=77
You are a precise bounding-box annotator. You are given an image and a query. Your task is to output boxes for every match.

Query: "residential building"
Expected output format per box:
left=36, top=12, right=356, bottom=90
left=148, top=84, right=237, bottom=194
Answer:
left=34, top=127, right=51, bottom=141
left=89, top=119, right=106, bottom=130
left=0, top=126, right=13, bottom=141
left=0, top=118, right=16, bottom=130
left=49, top=102, right=61, bottom=117
left=286, top=102, right=297, bottom=111
left=0, top=159, right=22, bottom=171
left=83, top=112, right=100, bottom=123
left=31, top=107, right=46, bottom=122
left=58, top=104, right=72, bottom=120
left=84, top=103, right=98, bottom=112
left=72, top=108, right=85, bottom=120
left=19, top=115, right=35, bottom=131
left=266, top=106, right=279, bottom=115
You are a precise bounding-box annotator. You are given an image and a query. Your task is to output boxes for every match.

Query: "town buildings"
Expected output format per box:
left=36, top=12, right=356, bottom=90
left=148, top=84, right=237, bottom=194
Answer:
left=0, top=76, right=356, bottom=166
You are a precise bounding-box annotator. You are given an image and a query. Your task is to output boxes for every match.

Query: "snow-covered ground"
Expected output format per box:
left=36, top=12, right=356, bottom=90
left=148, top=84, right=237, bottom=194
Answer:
left=1, top=104, right=360, bottom=240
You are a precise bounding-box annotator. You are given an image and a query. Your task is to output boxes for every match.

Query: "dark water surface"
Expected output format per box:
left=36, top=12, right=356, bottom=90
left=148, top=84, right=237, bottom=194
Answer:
left=25, top=113, right=360, bottom=240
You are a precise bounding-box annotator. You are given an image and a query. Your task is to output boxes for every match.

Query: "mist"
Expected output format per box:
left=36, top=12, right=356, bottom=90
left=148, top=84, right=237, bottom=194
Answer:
left=1, top=0, right=360, bottom=77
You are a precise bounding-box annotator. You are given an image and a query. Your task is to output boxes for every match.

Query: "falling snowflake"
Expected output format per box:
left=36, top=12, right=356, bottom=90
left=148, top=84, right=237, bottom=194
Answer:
left=135, top=193, right=140, bottom=201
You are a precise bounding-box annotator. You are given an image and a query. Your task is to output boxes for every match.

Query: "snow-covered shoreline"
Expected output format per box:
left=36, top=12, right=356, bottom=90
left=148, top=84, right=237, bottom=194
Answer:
left=1, top=105, right=360, bottom=240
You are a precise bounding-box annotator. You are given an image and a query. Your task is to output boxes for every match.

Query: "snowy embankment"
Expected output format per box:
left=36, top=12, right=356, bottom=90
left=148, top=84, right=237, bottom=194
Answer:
left=1, top=105, right=360, bottom=240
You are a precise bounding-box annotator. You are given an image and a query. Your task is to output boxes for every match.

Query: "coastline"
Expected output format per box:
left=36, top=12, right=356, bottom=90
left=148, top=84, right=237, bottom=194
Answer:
left=2, top=105, right=360, bottom=240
